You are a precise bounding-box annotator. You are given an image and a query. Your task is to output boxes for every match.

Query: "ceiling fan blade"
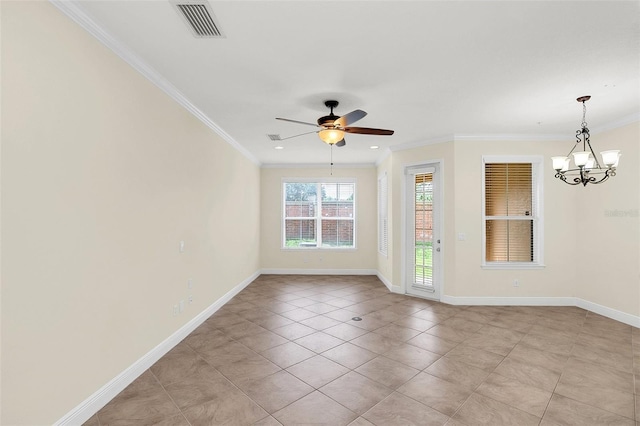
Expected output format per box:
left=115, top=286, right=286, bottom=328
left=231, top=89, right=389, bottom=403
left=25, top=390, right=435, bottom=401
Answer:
left=343, top=127, right=394, bottom=135
left=335, top=139, right=346, bottom=147
left=278, top=130, right=319, bottom=140
left=334, top=109, right=367, bottom=128
left=276, top=117, right=320, bottom=128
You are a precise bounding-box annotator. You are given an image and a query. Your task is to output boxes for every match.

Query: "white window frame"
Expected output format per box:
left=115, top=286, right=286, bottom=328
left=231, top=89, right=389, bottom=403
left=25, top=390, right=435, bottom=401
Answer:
left=282, top=178, right=357, bottom=250
left=481, top=155, right=545, bottom=269
left=378, top=172, right=388, bottom=257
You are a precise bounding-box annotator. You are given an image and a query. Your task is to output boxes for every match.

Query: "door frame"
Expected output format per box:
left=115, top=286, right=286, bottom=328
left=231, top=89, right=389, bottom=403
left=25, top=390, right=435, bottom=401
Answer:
left=401, top=159, right=444, bottom=300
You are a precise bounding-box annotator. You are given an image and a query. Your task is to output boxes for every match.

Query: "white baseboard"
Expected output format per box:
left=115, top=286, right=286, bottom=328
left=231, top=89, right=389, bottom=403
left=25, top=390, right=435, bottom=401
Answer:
left=438, top=295, right=639, bottom=327
left=376, top=272, right=393, bottom=291
left=441, top=295, right=576, bottom=307
left=576, top=298, right=640, bottom=328
left=54, top=270, right=260, bottom=426
left=376, top=272, right=403, bottom=294
left=261, top=268, right=377, bottom=276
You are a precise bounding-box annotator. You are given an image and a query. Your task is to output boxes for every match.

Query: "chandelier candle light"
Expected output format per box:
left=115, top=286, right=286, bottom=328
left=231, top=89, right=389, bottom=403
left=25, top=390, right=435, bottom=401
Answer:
left=552, top=96, right=620, bottom=186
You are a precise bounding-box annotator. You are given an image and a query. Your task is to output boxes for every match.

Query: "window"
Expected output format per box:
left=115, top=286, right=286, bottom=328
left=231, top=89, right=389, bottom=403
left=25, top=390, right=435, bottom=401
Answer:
left=378, top=173, right=388, bottom=256
left=482, top=156, right=544, bottom=268
left=283, top=180, right=355, bottom=249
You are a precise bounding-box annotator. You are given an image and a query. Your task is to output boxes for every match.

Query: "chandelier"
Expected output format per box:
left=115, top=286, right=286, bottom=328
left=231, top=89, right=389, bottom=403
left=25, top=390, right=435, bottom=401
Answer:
left=551, top=96, right=620, bottom=186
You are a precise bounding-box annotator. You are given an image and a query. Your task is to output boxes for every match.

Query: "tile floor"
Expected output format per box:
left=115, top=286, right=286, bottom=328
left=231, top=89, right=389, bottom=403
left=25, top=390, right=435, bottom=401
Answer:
left=85, top=275, right=640, bottom=426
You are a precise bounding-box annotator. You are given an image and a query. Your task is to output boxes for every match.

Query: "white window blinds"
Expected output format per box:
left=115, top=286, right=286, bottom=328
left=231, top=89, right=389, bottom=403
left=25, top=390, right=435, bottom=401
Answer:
left=484, top=161, right=539, bottom=264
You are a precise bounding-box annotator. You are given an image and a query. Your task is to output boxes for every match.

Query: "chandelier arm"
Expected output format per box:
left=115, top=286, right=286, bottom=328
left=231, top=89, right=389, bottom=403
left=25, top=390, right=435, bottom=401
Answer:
left=583, top=128, right=603, bottom=169
left=589, top=170, right=612, bottom=185
left=555, top=167, right=612, bottom=186
left=567, top=134, right=581, bottom=157
left=555, top=172, right=582, bottom=185
left=575, top=129, right=583, bottom=148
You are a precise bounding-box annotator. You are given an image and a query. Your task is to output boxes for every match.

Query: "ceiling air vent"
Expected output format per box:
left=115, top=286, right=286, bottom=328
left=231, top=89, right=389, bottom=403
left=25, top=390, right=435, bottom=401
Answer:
left=172, top=1, right=224, bottom=38
left=267, top=134, right=282, bottom=141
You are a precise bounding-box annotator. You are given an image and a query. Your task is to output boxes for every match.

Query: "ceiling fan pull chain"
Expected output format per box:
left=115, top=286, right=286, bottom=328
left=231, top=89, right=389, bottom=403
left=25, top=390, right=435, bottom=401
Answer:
left=330, top=145, right=334, bottom=176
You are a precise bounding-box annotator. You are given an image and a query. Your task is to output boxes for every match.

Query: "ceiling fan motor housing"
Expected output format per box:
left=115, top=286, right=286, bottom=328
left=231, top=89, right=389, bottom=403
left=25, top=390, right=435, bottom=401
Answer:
left=318, top=115, right=338, bottom=127
left=319, top=100, right=340, bottom=127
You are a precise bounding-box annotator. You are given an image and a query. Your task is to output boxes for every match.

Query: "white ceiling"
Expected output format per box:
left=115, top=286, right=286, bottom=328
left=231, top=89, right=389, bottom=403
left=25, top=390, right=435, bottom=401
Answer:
left=61, top=1, right=639, bottom=165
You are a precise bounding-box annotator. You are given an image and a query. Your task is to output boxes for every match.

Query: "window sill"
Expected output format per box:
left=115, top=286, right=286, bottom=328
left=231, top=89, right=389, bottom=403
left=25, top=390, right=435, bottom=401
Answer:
left=482, top=263, right=545, bottom=270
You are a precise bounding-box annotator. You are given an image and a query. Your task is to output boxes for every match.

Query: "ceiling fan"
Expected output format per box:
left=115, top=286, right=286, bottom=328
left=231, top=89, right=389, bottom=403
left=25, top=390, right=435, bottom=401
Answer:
left=276, top=100, right=394, bottom=147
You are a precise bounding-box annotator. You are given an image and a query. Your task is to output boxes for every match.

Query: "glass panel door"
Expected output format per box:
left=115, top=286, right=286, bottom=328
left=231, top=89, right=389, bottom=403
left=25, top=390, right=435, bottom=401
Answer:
left=405, top=164, right=441, bottom=300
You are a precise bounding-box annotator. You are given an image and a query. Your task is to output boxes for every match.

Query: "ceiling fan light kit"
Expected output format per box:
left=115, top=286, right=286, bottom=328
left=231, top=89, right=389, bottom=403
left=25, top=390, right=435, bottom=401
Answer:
left=552, top=96, right=621, bottom=186
left=318, top=129, right=346, bottom=145
left=276, top=99, right=394, bottom=149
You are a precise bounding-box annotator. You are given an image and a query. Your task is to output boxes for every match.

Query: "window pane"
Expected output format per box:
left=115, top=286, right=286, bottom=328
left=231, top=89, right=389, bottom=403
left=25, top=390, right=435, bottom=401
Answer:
left=285, top=183, right=317, bottom=218
left=321, top=219, right=354, bottom=247
left=415, top=243, right=433, bottom=285
left=507, top=164, right=532, bottom=216
left=485, top=164, right=507, bottom=216
left=508, top=220, right=533, bottom=261
left=322, top=183, right=354, bottom=201
left=285, top=201, right=316, bottom=218
left=285, top=183, right=317, bottom=202
left=415, top=174, right=433, bottom=245
left=485, top=163, right=532, bottom=217
left=321, top=183, right=354, bottom=218
left=486, top=219, right=533, bottom=262
left=322, top=201, right=337, bottom=217
left=322, top=201, right=354, bottom=218
left=285, top=219, right=317, bottom=247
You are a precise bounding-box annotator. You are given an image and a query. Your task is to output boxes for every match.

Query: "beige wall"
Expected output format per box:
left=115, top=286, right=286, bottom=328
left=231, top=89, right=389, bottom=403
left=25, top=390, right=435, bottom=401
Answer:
left=450, top=125, right=638, bottom=313
left=260, top=167, right=377, bottom=272
left=574, top=123, right=640, bottom=316
left=451, top=139, right=578, bottom=298
left=380, top=124, right=639, bottom=319
left=1, top=2, right=260, bottom=424
left=386, top=142, right=456, bottom=292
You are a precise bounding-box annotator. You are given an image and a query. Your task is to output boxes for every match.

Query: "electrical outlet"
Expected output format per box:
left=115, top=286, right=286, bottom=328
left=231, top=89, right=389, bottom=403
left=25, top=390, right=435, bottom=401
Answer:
left=173, top=304, right=178, bottom=316
left=513, top=279, right=520, bottom=287
left=179, top=240, right=185, bottom=253
left=189, top=295, right=193, bottom=304
left=179, top=300, right=185, bottom=313
left=188, top=278, right=193, bottom=289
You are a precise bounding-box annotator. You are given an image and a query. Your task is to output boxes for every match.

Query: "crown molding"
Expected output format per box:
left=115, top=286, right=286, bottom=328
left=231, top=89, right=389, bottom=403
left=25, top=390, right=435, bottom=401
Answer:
left=453, top=133, right=567, bottom=142
left=590, top=112, right=640, bottom=134
left=261, top=162, right=376, bottom=169
left=388, top=134, right=455, bottom=152
left=380, top=113, right=639, bottom=155
left=48, top=0, right=260, bottom=166
left=375, top=148, right=392, bottom=167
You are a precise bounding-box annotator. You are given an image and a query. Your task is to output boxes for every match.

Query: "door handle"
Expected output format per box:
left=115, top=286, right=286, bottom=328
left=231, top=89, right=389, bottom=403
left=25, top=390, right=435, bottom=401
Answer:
left=436, top=247, right=441, bottom=252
